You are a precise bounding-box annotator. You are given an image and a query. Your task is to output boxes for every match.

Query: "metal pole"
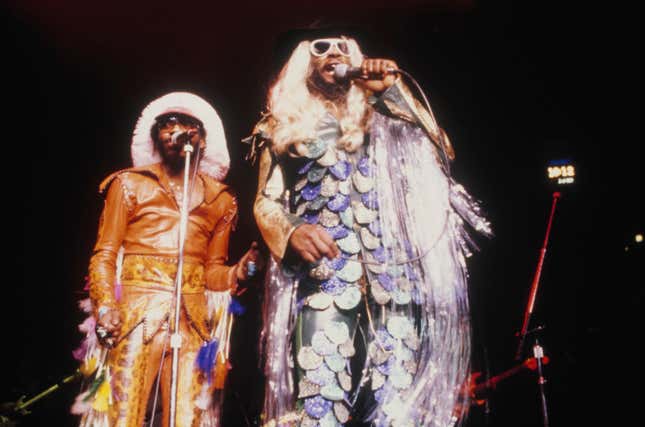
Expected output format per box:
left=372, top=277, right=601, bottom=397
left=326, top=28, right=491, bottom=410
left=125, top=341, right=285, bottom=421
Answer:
left=533, top=339, right=549, bottom=427
left=515, top=191, right=561, bottom=360
left=12, top=371, right=82, bottom=415
left=168, top=142, right=193, bottom=427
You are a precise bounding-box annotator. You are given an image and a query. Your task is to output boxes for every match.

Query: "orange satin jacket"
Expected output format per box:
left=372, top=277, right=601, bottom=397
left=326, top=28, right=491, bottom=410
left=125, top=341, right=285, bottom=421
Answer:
left=88, top=163, right=237, bottom=322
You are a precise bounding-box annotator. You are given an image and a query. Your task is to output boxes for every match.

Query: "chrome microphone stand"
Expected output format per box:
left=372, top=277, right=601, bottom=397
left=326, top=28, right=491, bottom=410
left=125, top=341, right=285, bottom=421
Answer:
left=514, top=191, right=561, bottom=427
left=169, top=141, right=194, bottom=427
left=532, top=338, right=549, bottom=427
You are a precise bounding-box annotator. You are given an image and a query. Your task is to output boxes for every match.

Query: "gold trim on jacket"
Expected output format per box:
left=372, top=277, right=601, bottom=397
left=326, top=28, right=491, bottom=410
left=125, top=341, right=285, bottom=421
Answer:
left=88, top=163, right=238, bottom=337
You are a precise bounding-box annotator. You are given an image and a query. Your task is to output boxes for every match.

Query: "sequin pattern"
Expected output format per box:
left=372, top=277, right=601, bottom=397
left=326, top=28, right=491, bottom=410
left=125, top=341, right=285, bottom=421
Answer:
left=289, top=114, right=423, bottom=425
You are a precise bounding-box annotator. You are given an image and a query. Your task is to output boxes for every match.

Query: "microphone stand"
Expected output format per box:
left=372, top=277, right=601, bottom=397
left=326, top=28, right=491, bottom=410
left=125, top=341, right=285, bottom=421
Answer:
left=532, top=338, right=549, bottom=427
left=515, top=191, right=560, bottom=360
left=483, top=346, right=491, bottom=426
left=2, top=371, right=82, bottom=419
left=169, top=141, right=194, bottom=427
left=514, top=191, right=561, bottom=427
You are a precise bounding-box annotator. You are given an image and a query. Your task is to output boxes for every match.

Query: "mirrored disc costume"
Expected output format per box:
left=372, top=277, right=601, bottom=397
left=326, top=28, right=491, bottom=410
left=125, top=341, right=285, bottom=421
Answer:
left=248, top=80, right=492, bottom=427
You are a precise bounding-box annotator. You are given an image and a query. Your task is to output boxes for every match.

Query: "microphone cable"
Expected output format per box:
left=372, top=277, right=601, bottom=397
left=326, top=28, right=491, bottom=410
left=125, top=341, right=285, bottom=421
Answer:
left=394, top=67, right=453, bottom=179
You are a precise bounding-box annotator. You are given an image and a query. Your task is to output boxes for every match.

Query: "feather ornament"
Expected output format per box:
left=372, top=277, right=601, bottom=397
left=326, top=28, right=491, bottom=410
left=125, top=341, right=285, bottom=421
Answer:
left=72, top=314, right=97, bottom=361
left=78, top=298, right=93, bottom=313
left=195, top=339, right=219, bottom=382
left=228, top=298, right=246, bottom=316
left=91, top=376, right=112, bottom=413
left=195, top=383, right=212, bottom=410
left=70, top=390, right=92, bottom=415
left=79, top=356, right=98, bottom=377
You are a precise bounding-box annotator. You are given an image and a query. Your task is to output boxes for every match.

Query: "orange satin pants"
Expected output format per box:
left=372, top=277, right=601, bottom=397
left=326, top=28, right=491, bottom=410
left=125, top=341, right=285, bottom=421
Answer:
left=106, top=289, right=212, bottom=427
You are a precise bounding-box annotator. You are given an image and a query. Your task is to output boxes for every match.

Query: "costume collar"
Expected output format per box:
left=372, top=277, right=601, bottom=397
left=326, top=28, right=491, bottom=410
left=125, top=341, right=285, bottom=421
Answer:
left=99, top=163, right=227, bottom=205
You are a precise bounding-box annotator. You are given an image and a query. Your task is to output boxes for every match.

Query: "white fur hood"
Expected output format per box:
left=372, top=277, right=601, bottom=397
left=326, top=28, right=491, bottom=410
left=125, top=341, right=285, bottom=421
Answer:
left=131, top=91, right=230, bottom=180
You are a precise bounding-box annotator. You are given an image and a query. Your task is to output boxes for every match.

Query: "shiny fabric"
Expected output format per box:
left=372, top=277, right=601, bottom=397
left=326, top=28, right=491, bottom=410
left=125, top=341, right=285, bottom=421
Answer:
left=253, top=148, right=305, bottom=262
left=119, top=254, right=212, bottom=341
left=89, top=162, right=237, bottom=316
left=254, top=80, right=491, bottom=427
left=86, top=162, right=237, bottom=426
left=107, top=286, right=208, bottom=427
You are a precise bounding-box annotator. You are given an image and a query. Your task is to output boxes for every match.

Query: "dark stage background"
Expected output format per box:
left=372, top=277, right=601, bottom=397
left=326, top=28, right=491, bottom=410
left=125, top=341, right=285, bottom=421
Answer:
left=2, top=1, right=641, bottom=426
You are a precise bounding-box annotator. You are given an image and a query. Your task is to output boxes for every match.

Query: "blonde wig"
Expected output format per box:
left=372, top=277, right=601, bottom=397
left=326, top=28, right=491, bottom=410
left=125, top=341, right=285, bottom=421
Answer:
left=267, top=37, right=369, bottom=155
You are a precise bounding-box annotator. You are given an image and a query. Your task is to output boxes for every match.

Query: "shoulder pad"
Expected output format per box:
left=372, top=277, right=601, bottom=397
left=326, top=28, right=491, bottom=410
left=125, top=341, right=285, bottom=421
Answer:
left=98, top=165, right=160, bottom=196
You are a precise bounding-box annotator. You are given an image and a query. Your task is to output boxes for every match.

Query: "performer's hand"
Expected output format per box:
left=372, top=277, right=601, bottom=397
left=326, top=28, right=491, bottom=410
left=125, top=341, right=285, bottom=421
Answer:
left=354, top=58, right=399, bottom=93
left=96, top=309, right=122, bottom=348
left=288, top=224, right=340, bottom=263
left=236, top=241, right=265, bottom=281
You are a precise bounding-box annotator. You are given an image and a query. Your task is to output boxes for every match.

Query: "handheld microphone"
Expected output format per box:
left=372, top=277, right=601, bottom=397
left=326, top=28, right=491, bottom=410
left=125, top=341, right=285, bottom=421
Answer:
left=333, top=63, right=398, bottom=82
left=171, top=129, right=197, bottom=144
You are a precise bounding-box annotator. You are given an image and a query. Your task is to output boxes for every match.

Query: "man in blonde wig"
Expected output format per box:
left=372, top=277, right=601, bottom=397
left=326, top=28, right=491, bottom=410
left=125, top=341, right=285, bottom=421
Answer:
left=247, top=30, right=491, bottom=426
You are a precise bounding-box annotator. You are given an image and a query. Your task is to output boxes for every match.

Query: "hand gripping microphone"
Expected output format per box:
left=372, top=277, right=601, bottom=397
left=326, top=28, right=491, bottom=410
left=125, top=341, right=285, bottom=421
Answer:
left=332, top=63, right=399, bottom=83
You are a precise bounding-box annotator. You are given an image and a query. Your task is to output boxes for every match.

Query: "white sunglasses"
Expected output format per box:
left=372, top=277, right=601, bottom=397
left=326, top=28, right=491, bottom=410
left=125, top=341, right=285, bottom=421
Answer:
left=309, top=38, right=351, bottom=57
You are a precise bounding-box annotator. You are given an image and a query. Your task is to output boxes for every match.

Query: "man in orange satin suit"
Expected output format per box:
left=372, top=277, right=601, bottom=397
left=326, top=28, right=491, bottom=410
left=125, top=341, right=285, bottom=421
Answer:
left=79, top=92, right=261, bottom=427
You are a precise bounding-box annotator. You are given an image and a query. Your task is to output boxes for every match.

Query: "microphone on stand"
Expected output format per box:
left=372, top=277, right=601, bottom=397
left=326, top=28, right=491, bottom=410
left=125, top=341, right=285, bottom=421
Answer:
left=171, top=129, right=198, bottom=144
left=332, top=63, right=399, bottom=82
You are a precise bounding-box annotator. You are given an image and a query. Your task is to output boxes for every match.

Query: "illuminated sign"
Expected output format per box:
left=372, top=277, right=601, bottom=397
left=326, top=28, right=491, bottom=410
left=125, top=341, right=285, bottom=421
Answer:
left=547, top=160, right=575, bottom=185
